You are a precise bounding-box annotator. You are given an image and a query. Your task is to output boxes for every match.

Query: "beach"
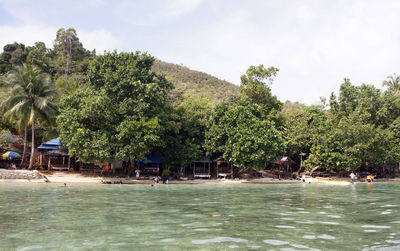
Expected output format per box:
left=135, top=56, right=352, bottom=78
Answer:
left=1, top=169, right=398, bottom=185
left=0, top=169, right=304, bottom=184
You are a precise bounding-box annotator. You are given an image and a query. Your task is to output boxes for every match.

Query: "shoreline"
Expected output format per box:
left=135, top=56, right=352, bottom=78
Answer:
left=0, top=170, right=399, bottom=185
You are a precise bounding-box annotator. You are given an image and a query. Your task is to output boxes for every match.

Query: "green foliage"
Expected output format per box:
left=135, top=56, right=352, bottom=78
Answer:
left=26, top=42, right=53, bottom=74
left=52, top=28, right=94, bottom=80
left=283, top=105, right=326, bottom=163
left=2, top=63, right=57, bottom=126
left=0, top=129, right=20, bottom=150
left=239, top=65, right=283, bottom=126
left=382, top=74, right=400, bottom=95
left=160, top=95, right=214, bottom=167
left=205, top=99, right=285, bottom=169
left=1, top=63, right=57, bottom=168
left=303, top=80, right=400, bottom=171
left=0, top=42, right=28, bottom=74
left=58, top=51, right=172, bottom=163
left=3, top=27, right=400, bottom=175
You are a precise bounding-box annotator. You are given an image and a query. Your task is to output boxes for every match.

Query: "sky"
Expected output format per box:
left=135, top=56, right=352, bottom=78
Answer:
left=0, top=0, right=399, bottom=105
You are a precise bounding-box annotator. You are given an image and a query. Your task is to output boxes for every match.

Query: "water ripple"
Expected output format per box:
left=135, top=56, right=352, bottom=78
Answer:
left=194, top=228, right=210, bottom=231
left=319, top=221, right=339, bottom=225
left=192, top=237, right=248, bottom=244
left=160, top=238, right=175, bottom=242
left=386, top=240, right=400, bottom=244
left=263, top=239, right=289, bottom=245
left=362, top=225, right=391, bottom=229
left=317, top=234, right=336, bottom=240
left=17, top=246, right=43, bottom=251
left=275, top=225, right=296, bottom=229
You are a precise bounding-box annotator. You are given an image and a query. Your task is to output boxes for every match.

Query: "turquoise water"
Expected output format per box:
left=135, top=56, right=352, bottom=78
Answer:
left=0, top=182, right=400, bottom=250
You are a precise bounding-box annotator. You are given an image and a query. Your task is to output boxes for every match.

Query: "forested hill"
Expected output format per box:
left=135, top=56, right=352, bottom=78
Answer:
left=152, top=60, right=238, bottom=104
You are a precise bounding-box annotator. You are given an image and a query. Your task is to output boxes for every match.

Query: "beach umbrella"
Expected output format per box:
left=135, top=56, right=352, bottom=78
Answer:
left=2, top=151, right=21, bottom=159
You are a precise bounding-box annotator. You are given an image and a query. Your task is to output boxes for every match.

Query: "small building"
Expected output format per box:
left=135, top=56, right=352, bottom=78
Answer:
left=38, top=138, right=71, bottom=171
left=271, top=156, right=296, bottom=179
left=214, top=156, right=233, bottom=179
left=136, top=154, right=162, bottom=176
left=44, top=149, right=70, bottom=171
left=192, top=157, right=212, bottom=179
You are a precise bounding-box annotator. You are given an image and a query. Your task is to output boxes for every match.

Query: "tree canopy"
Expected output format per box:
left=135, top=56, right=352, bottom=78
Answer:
left=57, top=51, right=172, bottom=163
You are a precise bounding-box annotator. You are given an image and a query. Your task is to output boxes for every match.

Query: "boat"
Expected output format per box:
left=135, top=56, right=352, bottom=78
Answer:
left=314, top=177, right=352, bottom=185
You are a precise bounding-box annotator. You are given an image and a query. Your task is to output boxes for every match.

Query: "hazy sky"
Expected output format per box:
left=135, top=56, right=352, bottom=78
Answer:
left=0, top=0, right=399, bottom=105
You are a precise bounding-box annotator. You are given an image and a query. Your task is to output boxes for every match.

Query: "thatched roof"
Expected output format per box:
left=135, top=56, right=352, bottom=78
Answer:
left=44, top=150, right=69, bottom=156
left=272, top=156, right=296, bottom=165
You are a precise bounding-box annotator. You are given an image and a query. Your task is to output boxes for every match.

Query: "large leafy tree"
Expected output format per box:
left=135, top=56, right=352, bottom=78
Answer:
left=1, top=63, right=57, bottom=169
left=239, top=65, right=282, bottom=126
left=0, top=42, right=28, bottom=74
left=26, top=42, right=53, bottom=75
left=303, top=80, right=397, bottom=173
left=205, top=98, right=285, bottom=169
left=205, top=65, right=285, bottom=169
left=283, top=105, right=326, bottom=166
left=58, top=51, right=172, bottom=165
left=53, top=28, right=93, bottom=80
left=160, top=95, right=214, bottom=168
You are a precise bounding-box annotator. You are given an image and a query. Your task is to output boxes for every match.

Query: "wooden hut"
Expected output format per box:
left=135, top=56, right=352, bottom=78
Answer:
left=214, top=156, right=233, bottom=179
left=271, top=156, right=296, bottom=179
left=44, top=149, right=70, bottom=171
left=38, top=138, right=71, bottom=171
left=192, top=157, right=212, bottom=179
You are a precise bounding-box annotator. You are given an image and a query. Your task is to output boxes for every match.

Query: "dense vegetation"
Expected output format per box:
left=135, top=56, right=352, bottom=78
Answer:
left=0, top=27, right=399, bottom=176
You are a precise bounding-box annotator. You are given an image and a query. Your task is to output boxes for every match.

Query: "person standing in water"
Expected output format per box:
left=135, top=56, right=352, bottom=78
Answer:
left=350, top=172, right=355, bottom=184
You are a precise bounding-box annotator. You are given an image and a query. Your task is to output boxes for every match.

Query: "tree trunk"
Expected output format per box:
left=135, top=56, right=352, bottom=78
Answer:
left=28, top=121, right=35, bottom=170
left=20, top=124, right=27, bottom=167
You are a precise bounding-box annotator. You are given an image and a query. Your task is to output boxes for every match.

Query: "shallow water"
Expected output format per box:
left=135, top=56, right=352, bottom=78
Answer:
left=0, top=182, right=399, bottom=250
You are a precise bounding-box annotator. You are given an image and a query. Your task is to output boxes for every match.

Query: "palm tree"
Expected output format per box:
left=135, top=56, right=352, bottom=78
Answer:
left=382, top=74, right=400, bottom=95
left=2, top=63, right=57, bottom=169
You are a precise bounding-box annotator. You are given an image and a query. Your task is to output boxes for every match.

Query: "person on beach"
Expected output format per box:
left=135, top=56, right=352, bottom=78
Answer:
left=135, top=168, right=141, bottom=179
left=10, top=163, right=16, bottom=169
left=366, top=174, right=374, bottom=183
left=350, top=172, right=355, bottom=184
left=101, top=165, right=110, bottom=176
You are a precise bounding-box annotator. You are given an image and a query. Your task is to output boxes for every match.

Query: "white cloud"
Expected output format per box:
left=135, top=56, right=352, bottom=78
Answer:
left=0, top=25, right=56, bottom=48
left=79, top=29, right=119, bottom=53
left=164, top=0, right=203, bottom=18
left=114, top=0, right=203, bottom=25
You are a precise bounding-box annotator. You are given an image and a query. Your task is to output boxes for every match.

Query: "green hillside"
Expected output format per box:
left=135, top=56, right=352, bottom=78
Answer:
left=152, top=60, right=238, bottom=104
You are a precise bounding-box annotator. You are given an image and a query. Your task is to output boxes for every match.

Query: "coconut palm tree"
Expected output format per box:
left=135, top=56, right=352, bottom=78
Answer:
left=1, top=63, right=57, bottom=169
left=382, top=74, right=400, bottom=95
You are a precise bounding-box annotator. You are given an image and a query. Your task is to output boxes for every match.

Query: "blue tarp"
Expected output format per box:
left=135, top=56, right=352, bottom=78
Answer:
left=136, top=154, right=162, bottom=164
left=38, top=138, right=63, bottom=150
